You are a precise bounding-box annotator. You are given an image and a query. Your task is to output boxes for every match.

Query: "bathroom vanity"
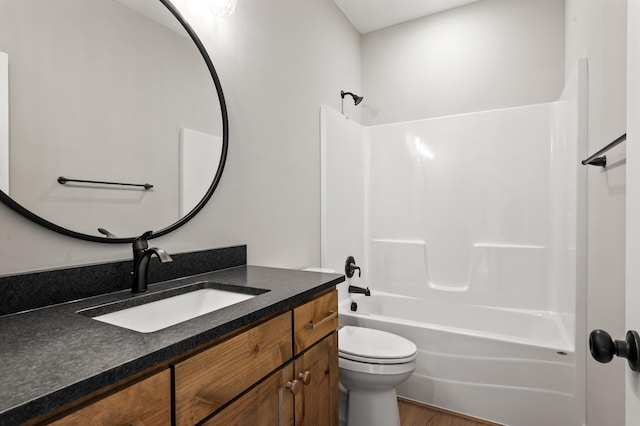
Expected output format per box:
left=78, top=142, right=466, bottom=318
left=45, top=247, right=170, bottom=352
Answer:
left=0, top=263, right=342, bottom=425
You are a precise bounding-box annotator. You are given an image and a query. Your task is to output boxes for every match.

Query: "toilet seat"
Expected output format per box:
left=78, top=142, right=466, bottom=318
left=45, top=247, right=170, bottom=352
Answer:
left=339, top=351, right=416, bottom=364
left=338, top=326, right=417, bottom=365
left=339, top=354, right=416, bottom=375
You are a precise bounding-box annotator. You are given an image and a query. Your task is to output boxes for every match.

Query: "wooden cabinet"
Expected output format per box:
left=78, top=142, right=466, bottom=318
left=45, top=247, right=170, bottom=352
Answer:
left=201, top=364, right=295, bottom=426
left=293, top=332, right=339, bottom=426
left=204, top=332, right=339, bottom=426
left=195, top=290, right=338, bottom=425
left=293, top=291, right=338, bottom=354
left=174, top=312, right=292, bottom=425
left=49, top=369, right=171, bottom=426
left=38, top=289, right=337, bottom=426
left=197, top=290, right=338, bottom=426
left=291, top=290, right=339, bottom=425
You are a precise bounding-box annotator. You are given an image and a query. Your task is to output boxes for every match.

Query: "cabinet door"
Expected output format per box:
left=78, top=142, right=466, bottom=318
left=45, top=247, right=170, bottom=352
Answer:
left=294, top=332, right=338, bottom=426
left=202, top=364, right=294, bottom=426
left=48, top=369, right=171, bottom=426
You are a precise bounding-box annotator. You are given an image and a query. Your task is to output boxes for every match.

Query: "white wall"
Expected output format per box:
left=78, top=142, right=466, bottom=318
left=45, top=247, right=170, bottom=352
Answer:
left=0, top=0, right=361, bottom=276
left=360, top=0, right=565, bottom=125
left=565, top=1, right=628, bottom=425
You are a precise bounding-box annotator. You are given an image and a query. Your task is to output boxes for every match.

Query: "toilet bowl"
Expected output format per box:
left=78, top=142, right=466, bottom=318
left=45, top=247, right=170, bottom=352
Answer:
left=338, top=326, right=417, bottom=426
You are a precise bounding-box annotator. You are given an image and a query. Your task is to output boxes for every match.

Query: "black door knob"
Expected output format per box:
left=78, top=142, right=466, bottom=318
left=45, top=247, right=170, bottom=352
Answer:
left=589, top=329, right=640, bottom=372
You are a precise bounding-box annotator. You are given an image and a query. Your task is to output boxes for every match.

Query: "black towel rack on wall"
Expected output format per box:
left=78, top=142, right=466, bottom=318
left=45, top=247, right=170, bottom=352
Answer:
left=57, top=176, right=154, bottom=190
left=581, top=133, right=627, bottom=167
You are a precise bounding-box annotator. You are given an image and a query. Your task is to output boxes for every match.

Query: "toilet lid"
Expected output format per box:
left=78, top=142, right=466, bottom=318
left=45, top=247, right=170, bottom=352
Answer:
left=338, top=326, right=417, bottom=363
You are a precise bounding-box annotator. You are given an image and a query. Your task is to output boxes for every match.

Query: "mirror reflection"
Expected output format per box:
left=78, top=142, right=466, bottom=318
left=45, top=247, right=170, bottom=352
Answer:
left=0, top=0, right=224, bottom=239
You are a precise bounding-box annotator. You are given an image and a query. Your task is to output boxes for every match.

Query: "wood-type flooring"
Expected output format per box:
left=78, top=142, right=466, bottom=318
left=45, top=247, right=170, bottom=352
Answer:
left=398, top=398, right=503, bottom=426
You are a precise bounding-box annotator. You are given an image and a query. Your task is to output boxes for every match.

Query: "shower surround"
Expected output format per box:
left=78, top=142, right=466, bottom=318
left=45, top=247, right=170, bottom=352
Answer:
left=321, top=61, right=587, bottom=426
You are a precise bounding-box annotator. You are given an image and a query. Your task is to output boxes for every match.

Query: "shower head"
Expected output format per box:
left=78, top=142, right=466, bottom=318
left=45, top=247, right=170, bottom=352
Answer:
left=341, top=90, right=364, bottom=106
left=340, top=90, right=364, bottom=114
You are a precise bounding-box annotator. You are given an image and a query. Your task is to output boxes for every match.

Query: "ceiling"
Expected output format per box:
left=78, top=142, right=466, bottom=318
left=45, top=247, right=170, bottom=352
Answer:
left=332, top=0, right=483, bottom=34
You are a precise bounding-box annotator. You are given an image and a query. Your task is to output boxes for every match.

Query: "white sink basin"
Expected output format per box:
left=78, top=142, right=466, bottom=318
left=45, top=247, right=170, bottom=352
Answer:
left=92, top=289, right=256, bottom=333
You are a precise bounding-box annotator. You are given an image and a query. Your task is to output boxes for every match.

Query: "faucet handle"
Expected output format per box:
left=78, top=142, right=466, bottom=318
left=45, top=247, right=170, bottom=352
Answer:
left=133, top=230, right=153, bottom=250
left=345, top=256, right=362, bottom=278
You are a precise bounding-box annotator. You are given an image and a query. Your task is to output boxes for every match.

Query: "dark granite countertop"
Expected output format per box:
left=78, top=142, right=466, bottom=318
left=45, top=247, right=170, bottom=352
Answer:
left=0, top=265, right=344, bottom=425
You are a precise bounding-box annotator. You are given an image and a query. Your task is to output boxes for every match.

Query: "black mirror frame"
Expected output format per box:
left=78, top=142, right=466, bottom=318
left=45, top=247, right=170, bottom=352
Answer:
left=0, top=0, right=229, bottom=244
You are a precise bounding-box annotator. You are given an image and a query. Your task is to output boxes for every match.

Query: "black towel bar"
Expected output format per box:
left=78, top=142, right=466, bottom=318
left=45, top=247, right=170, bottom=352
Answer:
left=57, top=176, right=153, bottom=190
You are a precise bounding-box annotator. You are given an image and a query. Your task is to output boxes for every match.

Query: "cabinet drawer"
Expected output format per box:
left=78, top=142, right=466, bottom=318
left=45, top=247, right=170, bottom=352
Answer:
left=49, top=369, right=171, bottom=426
left=293, top=290, right=338, bottom=354
left=174, top=312, right=293, bottom=426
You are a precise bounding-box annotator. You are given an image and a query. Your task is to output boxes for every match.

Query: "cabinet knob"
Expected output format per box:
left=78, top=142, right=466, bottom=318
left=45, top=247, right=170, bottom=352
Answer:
left=286, top=379, right=300, bottom=394
left=589, top=329, right=640, bottom=372
left=298, top=371, right=311, bottom=385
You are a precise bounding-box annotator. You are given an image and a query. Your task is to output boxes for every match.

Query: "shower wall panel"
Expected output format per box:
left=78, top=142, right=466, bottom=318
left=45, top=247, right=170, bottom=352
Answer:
left=320, top=106, right=367, bottom=299
left=367, top=104, right=554, bottom=311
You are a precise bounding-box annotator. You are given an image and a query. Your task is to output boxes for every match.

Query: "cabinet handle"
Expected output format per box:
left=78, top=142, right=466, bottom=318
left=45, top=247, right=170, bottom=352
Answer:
left=305, top=311, right=337, bottom=330
left=298, top=371, right=311, bottom=385
left=286, top=379, right=301, bottom=394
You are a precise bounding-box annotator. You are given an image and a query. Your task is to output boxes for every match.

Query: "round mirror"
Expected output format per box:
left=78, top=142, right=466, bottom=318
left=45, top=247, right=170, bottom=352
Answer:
left=0, top=0, right=228, bottom=242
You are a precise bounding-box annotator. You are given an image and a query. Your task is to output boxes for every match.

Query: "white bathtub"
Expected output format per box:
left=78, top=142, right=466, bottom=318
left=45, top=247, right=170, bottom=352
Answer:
left=339, top=292, right=581, bottom=426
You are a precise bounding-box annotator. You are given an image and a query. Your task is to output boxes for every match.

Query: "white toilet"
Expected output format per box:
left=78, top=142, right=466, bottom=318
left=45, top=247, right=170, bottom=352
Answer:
left=338, top=326, right=417, bottom=426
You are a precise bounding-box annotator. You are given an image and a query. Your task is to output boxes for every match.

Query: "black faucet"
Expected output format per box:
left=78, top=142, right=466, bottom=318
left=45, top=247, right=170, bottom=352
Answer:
left=345, top=256, right=361, bottom=278
left=348, top=285, right=371, bottom=296
left=132, top=231, right=173, bottom=293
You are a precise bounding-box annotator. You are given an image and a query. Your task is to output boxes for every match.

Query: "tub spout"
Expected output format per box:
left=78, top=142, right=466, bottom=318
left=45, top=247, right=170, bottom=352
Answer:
left=348, top=285, right=370, bottom=296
